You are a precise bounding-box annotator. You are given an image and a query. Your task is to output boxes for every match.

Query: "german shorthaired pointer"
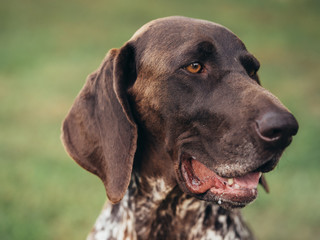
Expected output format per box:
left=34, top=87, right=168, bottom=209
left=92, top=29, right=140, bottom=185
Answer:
left=62, top=16, right=298, bottom=240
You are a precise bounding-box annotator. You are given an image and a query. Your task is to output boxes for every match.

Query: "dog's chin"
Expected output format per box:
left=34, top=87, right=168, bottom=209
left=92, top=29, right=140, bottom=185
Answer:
left=178, top=153, right=263, bottom=209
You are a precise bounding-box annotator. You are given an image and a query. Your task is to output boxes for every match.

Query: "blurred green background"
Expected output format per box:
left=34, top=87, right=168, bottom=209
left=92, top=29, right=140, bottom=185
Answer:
left=1, top=0, right=319, bottom=239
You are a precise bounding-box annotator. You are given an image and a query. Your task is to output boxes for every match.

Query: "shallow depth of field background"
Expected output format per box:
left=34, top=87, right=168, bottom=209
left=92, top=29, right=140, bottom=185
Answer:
left=1, top=0, right=319, bottom=239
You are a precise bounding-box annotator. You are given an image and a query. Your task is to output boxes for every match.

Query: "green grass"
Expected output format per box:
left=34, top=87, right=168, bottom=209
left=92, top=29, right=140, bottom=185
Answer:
left=1, top=0, right=319, bottom=239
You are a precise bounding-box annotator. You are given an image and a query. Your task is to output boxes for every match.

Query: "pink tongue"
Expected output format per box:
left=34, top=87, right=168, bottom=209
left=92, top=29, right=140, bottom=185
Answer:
left=191, top=159, right=260, bottom=192
left=233, top=172, right=261, bottom=189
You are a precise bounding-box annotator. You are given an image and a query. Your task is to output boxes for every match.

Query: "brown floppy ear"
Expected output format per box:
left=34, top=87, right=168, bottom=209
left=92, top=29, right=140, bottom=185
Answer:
left=61, top=43, right=137, bottom=203
left=259, top=174, right=270, bottom=193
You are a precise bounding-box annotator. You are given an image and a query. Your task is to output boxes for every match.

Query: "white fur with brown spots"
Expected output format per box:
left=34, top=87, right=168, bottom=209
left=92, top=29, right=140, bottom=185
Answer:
left=87, top=174, right=253, bottom=240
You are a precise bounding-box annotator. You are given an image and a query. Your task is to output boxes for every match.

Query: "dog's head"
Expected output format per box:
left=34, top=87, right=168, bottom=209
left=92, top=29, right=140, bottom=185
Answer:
left=62, top=16, right=298, bottom=209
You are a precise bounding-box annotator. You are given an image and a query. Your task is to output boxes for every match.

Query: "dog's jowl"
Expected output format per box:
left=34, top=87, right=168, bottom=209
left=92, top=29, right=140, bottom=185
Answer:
left=62, top=16, right=298, bottom=240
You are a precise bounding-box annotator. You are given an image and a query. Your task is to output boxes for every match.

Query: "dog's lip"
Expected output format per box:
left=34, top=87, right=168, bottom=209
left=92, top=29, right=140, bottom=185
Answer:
left=180, top=153, right=261, bottom=205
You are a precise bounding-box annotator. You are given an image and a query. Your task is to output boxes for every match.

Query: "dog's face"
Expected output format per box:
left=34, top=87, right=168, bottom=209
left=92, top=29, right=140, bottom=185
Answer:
left=62, top=16, right=298, bottom=208
left=128, top=17, right=298, bottom=208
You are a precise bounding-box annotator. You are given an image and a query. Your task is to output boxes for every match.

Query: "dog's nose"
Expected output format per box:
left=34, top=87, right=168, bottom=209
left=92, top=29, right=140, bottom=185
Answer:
left=255, top=111, right=299, bottom=148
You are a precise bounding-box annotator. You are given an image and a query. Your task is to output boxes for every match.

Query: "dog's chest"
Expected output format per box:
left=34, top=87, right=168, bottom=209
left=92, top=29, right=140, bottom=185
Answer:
left=87, top=178, right=254, bottom=240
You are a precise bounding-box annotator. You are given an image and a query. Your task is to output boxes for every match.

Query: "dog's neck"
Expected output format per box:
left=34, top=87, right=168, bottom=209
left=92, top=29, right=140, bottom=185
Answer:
left=88, top=173, right=254, bottom=240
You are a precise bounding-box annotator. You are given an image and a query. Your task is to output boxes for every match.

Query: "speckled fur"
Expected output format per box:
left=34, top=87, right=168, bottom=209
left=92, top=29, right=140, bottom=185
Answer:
left=87, top=174, right=254, bottom=240
left=62, top=16, right=298, bottom=240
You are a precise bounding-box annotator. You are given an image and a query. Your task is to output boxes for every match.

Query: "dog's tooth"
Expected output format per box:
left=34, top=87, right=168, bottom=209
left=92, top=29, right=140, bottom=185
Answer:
left=259, top=172, right=262, bottom=178
left=234, top=184, right=240, bottom=189
left=227, top=178, right=234, bottom=185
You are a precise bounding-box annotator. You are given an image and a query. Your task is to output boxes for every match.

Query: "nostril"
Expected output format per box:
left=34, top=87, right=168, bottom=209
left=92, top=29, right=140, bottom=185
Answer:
left=255, top=122, right=282, bottom=142
left=255, top=111, right=299, bottom=146
left=261, top=127, right=282, bottom=140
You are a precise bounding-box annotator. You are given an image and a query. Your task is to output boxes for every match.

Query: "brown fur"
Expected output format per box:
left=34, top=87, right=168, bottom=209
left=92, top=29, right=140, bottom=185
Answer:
left=62, top=16, right=298, bottom=239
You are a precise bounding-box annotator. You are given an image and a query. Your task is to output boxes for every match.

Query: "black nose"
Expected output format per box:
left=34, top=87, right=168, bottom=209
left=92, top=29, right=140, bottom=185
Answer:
left=255, top=111, right=299, bottom=148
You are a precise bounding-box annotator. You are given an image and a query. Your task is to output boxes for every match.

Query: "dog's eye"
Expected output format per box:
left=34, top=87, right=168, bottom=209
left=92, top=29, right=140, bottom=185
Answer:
left=248, top=69, right=257, bottom=78
left=185, top=62, right=203, bottom=74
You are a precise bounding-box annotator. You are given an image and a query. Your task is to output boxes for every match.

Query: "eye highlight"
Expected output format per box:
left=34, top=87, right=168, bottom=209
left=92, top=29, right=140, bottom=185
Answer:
left=248, top=69, right=257, bottom=78
left=185, top=62, right=203, bottom=74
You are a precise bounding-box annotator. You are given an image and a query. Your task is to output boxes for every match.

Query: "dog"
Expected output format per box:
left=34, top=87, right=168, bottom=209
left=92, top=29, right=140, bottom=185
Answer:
left=62, top=16, right=298, bottom=240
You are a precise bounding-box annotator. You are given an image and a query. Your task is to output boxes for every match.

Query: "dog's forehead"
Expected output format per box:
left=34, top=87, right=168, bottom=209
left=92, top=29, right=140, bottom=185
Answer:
left=129, top=16, right=247, bottom=73
left=130, top=16, right=245, bottom=51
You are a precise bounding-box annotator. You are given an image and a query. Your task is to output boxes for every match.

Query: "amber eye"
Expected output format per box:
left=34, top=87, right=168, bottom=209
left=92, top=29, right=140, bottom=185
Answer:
left=185, top=62, right=203, bottom=74
left=248, top=69, right=256, bottom=78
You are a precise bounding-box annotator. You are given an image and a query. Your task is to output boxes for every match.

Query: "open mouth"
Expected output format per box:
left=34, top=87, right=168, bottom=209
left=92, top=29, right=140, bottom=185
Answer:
left=180, top=153, right=262, bottom=206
